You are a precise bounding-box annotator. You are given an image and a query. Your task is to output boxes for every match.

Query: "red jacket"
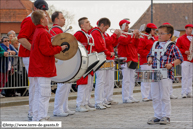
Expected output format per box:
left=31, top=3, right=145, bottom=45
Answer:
left=28, top=25, right=61, bottom=77
left=176, top=34, right=193, bottom=62
left=74, top=29, right=94, bottom=85
left=18, top=15, right=36, bottom=57
left=138, top=34, right=158, bottom=65
left=104, top=32, right=118, bottom=60
left=118, top=34, right=139, bottom=62
left=90, top=27, right=111, bottom=57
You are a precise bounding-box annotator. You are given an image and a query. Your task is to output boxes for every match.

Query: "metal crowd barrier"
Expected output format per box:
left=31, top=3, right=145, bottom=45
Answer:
left=0, top=55, right=182, bottom=95
left=0, top=55, right=29, bottom=96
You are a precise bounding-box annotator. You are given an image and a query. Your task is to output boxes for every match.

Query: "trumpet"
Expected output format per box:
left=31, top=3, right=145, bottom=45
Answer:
left=110, top=28, right=152, bottom=39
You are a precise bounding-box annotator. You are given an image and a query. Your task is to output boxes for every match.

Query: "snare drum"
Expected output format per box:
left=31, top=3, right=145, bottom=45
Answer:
left=51, top=42, right=88, bottom=83
left=92, top=52, right=106, bottom=72
left=135, top=70, right=163, bottom=82
left=83, top=52, right=99, bottom=77
left=100, top=60, right=114, bottom=69
left=114, top=57, right=127, bottom=65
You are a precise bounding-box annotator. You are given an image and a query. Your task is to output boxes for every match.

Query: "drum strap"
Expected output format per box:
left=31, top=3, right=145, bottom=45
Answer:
left=151, top=41, right=175, bottom=56
left=49, top=26, right=63, bottom=37
left=90, top=29, right=106, bottom=46
left=78, top=30, right=95, bottom=50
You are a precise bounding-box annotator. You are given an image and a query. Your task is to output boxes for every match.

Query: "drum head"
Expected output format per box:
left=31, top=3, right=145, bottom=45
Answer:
left=52, top=33, right=78, bottom=60
left=51, top=49, right=81, bottom=83
left=83, top=60, right=99, bottom=78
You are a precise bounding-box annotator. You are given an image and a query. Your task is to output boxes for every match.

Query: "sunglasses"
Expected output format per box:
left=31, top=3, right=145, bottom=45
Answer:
left=3, top=40, right=9, bottom=42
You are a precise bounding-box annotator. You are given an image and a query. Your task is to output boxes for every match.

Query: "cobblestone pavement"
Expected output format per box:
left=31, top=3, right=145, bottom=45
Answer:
left=0, top=88, right=192, bottom=129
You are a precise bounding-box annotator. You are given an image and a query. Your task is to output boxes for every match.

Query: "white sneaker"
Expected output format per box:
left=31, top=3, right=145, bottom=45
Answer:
left=39, top=118, right=48, bottom=121
left=130, top=98, right=139, bottom=103
left=103, top=103, right=111, bottom=108
left=66, top=110, right=75, bottom=115
left=182, top=94, right=187, bottom=98
left=95, top=103, right=106, bottom=110
left=187, top=93, right=193, bottom=98
left=39, top=116, right=50, bottom=121
left=88, top=103, right=95, bottom=108
left=85, top=105, right=96, bottom=111
left=54, top=112, right=68, bottom=117
left=123, top=99, right=134, bottom=103
left=76, top=105, right=89, bottom=112
left=170, top=94, right=178, bottom=99
left=142, top=98, right=149, bottom=102
left=108, top=100, right=118, bottom=105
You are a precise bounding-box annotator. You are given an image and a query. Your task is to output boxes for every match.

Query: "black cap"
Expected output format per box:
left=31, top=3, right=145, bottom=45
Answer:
left=34, top=0, right=48, bottom=10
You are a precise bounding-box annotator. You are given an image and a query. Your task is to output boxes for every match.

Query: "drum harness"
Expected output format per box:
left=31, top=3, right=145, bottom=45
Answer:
left=151, top=41, right=175, bottom=79
left=78, top=30, right=95, bottom=54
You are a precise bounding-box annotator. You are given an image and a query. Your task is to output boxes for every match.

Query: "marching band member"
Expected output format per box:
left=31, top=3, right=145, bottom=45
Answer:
left=17, top=0, right=48, bottom=121
left=74, top=17, right=96, bottom=112
left=147, top=24, right=183, bottom=125
left=118, top=19, right=140, bottom=103
left=103, top=25, right=121, bottom=105
left=138, top=23, right=158, bottom=102
left=28, top=10, right=67, bottom=121
left=176, top=24, right=193, bottom=98
left=91, top=18, right=115, bottom=109
left=50, top=11, right=75, bottom=117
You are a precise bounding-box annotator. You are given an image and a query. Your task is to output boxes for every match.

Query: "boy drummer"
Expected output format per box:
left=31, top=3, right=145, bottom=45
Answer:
left=147, top=24, right=183, bottom=125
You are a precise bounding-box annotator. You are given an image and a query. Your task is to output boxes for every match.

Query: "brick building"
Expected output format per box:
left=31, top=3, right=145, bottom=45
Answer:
left=0, top=0, right=33, bottom=37
left=131, top=3, right=193, bottom=36
left=0, top=0, right=52, bottom=37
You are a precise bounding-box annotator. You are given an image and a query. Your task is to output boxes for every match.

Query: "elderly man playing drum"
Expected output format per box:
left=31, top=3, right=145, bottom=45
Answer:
left=50, top=11, right=75, bottom=117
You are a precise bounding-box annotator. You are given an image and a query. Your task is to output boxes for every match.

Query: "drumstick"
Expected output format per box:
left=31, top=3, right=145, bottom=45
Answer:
left=64, top=26, right=72, bottom=33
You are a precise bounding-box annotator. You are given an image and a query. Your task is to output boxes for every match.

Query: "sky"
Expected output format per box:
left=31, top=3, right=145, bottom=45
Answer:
left=31, top=0, right=192, bottom=34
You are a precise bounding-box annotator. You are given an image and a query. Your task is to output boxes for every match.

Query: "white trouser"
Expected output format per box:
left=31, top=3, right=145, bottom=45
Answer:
left=140, top=65, right=152, bottom=99
left=95, top=70, right=106, bottom=104
left=32, top=77, right=51, bottom=121
left=85, top=74, right=94, bottom=105
left=121, top=63, right=135, bottom=101
left=151, top=78, right=172, bottom=119
left=169, top=80, right=173, bottom=95
left=53, top=83, right=71, bottom=114
left=22, top=57, right=35, bottom=117
left=181, top=61, right=193, bottom=95
left=76, top=74, right=94, bottom=106
left=104, top=68, right=114, bottom=103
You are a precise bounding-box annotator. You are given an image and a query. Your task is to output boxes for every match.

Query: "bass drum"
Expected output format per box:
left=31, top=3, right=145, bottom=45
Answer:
left=52, top=42, right=88, bottom=83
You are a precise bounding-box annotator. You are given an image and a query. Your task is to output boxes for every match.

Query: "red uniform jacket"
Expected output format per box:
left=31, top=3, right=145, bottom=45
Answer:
left=18, top=15, right=36, bottom=57
left=138, top=34, right=158, bottom=65
left=74, top=29, right=94, bottom=85
left=176, top=34, right=193, bottom=62
left=90, top=27, right=111, bottom=57
left=118, top=34, right=139, bottom=62
left=28, top=25, right=61, bottom=77
left=104, top=32, right=118, bottom=60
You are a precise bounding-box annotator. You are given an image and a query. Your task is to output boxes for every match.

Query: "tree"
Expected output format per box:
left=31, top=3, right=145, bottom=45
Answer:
left=47, top=5, right=75, bottom=34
